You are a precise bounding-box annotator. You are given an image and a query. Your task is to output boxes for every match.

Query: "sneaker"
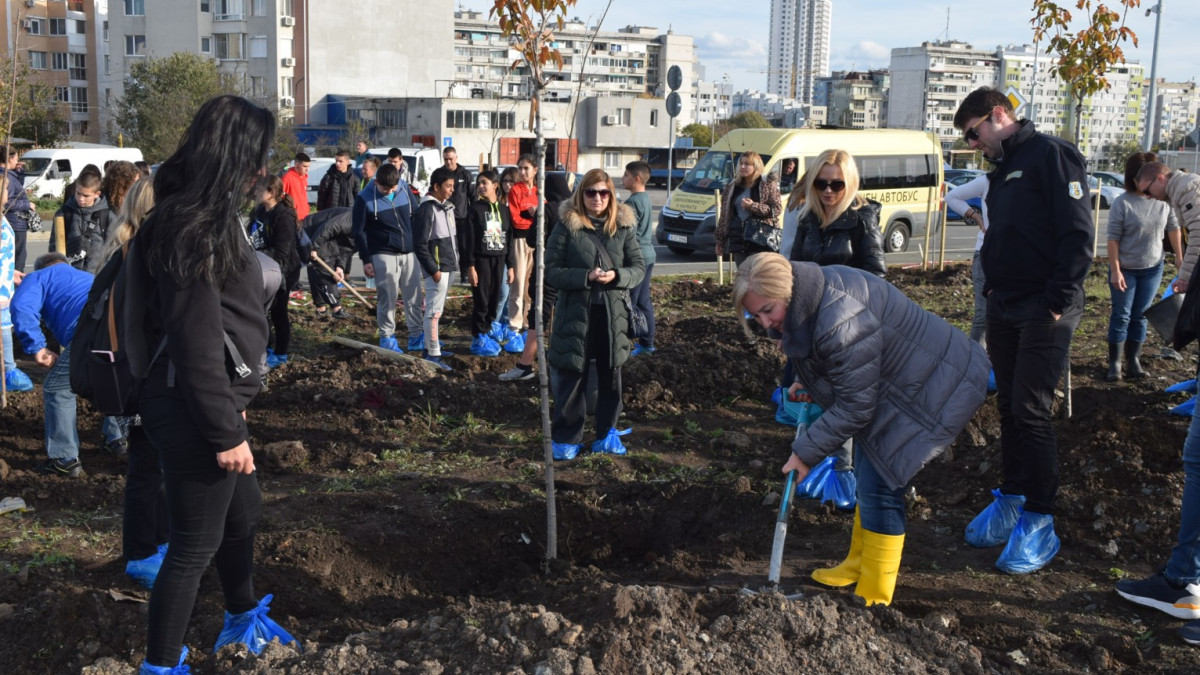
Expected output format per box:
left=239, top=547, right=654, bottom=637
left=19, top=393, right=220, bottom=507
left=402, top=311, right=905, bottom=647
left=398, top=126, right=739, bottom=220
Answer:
left=965, top=489, right=1026, bottom=548
left=631, top=343, right=656, bottom=357
left=315, top=309, right=330, bottom=321
left=1180, top=619, right=1200, bottom=645
left=260, top=375, right=269, bottom=393
left=592, top=427, right=632, bottom=455
left=5, top=368, right=34, bottom=392
left=266, top=353, right=289, bottom=369
left=423, top=355, right=453, bottom=372
left=553, top=442, right=580, bottom=461
left=995, top=510, right=1061, bottom=574
left=36, top=458, right=82, bottom=478
left=379, top=335, right=403, bottom=353
left=138, top=645, right=191, bottom=674
left=470, top=334, right=501, bottom=357
left=213, top=594, right=300, bottom=655
left=499, top=364, right=535, bottom=382
left=126, top=549, right=166, bottom=589
left=1116, top=572, right=1200, bottom=619
left=330, top=308, right=349, bottom=320
left=503, top=332, right=525, bottom=353
left=104, top=436, right=129, bottom=458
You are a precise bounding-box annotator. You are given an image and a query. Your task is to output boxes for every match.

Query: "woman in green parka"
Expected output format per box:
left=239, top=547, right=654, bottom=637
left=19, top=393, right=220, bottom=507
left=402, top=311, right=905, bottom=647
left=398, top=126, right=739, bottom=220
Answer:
left=544, top=168, right=645, bottom=461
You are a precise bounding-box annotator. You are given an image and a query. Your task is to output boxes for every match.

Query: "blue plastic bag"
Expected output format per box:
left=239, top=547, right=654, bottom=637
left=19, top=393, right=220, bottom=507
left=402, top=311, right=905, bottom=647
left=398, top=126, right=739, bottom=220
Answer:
left=213, top=594, right=300, bottom=655
left=1171, top=396, right=1197, bottom=417
left=819, top=468, right=857, bottom=510
left=965, top=488, right=1026, bottom=548
left=996, top=511, right=1060, bottom=574
left=1167, top=379, right=1198, bottom=394
left=593, top=427, right=631, bottom=455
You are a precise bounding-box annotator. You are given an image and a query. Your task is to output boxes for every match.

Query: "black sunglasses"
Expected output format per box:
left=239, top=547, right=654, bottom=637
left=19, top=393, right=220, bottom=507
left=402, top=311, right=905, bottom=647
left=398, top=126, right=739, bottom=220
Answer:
left=584, top=188, right=611, bottom=198
left=964, top=115, right=988, bottom=142
left=813, top=179, right=846, bottom=193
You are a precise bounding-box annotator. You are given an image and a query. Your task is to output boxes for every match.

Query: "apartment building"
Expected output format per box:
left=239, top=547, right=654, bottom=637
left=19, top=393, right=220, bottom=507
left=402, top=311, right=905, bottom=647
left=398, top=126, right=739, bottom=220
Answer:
left=1152, top=80, right=1200, bottom=149
left=827, top=70, right=888, bottom=129
left=887, top=41, right=999, bottom=147
left=766, top=0, right=832, bottom=105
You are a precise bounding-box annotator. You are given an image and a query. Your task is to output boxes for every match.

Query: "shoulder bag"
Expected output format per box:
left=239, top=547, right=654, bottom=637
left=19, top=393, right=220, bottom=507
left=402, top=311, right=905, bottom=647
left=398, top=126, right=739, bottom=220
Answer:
left=585, top=229, right=649, bottom=340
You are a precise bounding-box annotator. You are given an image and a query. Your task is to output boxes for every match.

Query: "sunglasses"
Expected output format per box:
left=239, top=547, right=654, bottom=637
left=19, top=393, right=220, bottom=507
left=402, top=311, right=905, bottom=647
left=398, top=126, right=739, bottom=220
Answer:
left=584, top=188, right=611, bottom=199
left=964, top=115, right=988, bottom=143
left=813, top=179, right=846, bottom=193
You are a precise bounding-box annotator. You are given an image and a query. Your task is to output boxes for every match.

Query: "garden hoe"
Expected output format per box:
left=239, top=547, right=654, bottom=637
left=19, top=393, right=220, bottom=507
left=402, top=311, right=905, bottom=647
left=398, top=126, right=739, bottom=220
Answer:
left=743, top=400, right=809, bottom=599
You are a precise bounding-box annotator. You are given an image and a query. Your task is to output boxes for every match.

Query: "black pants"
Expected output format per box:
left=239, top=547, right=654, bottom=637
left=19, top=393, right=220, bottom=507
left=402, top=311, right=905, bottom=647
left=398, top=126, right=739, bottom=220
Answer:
left=470, top=255, right=506, bottom=336
left=270, top=267, right=301, bottom=355
left=141, top=394, right=262, bottom=666
left=550, top=304, right=622, bottom=445
left=12, top=228, right=27, bottom=274
left=455, top=215, right=470, bottom=276
left=987, top=295, right=1082, bottom=515
left=307, top=264, right=341, bottom=310
left=628, top=262, right=656, bottom=346
left=123, top=425, right=168, bottom=560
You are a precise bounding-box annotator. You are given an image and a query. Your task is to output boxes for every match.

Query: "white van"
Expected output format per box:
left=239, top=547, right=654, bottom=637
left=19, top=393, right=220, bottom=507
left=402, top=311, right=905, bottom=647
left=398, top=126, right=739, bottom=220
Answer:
left=367, top=146, right=443, bottom=196
left=20, top=146, right=144, bottom=199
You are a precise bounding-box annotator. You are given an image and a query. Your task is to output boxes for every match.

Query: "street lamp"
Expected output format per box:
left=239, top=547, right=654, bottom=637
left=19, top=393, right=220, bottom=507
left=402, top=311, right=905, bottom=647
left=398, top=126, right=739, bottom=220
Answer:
left=1143, top=1, right=1163, bottom=150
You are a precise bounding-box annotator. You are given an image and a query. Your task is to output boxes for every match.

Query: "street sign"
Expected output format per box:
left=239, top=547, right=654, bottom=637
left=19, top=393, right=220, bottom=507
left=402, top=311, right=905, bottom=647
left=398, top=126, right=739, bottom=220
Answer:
left=667, top=65, right=683, bottom=92
left=665, top=92, right=682, bottom=118
left=443, top=137, right=453, bottom=148
left=1004, top=86, right=1028, bottom=116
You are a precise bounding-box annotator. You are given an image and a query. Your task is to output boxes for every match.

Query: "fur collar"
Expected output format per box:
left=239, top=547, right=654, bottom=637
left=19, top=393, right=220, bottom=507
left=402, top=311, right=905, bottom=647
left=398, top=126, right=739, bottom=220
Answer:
left=559, top=202, right=636, bottom=233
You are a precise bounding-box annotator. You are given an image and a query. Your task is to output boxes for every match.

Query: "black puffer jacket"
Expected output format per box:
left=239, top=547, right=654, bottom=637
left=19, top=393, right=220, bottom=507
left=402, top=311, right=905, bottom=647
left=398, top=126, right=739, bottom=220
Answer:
left=51, top=193, right=116, bottom=273
left=782, top=262, right=989, bottom=490
left=248, top=201, right=301, bottom=277
left=305, top=207, right=356, bottom=272
left=789, top=200, right=886, bottom=277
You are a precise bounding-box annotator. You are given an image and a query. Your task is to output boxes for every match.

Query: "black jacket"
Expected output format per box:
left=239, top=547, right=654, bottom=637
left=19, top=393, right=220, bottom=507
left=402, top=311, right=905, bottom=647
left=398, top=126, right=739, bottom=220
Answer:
left=52, top=193, right=116, bottom=273
left=446, top=165, right=476, bottom=217
left=413, top=197, right=458, bottom=276
left=789, top=200, right=886, bottom=277
left=317, top=166, right=356, bottom=211
left=248, top=201, right=301, bottom=277
left=463, top=198, right=516, bottom=268
left=352, top=183, right=414, bottom=262
left=981, top=120, right=1094, bottom=314
left=305, top=207, right=356, bottom=271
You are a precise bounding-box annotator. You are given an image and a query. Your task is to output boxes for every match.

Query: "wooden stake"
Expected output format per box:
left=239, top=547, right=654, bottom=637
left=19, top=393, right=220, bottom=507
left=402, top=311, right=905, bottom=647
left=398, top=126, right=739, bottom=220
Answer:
left=331, top=336, right=437, bottom=371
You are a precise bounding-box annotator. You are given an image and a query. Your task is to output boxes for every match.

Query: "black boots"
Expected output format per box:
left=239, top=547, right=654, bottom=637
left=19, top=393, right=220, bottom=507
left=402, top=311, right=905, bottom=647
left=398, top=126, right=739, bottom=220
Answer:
left=1106, top=341, right=1124, bottom=382
left=1125, top=341, right=1147, bottom=379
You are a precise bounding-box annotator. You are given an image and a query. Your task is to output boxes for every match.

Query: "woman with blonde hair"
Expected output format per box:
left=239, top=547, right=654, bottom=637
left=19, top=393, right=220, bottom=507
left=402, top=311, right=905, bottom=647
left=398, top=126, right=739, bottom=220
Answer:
left=544, top=168, right=645, bottom=460
left=714, top=150, right=782, bottom=266
left=788, top=149, right=885, bottom=277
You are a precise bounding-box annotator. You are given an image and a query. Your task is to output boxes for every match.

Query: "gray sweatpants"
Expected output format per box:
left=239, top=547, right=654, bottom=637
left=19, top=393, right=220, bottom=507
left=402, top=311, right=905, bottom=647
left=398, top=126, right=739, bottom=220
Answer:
left=372, top=252, right=424, bottom=339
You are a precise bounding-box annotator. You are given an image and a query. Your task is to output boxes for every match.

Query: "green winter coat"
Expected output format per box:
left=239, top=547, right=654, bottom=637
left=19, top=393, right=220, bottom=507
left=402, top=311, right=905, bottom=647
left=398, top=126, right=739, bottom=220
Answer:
left=545, top=202, right=645, bottom=373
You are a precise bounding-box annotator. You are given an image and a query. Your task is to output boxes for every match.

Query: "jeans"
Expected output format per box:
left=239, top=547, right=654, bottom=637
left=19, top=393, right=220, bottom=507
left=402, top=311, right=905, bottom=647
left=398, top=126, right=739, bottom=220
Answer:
left=497, top=273, right=511, bottom=326
left=987, top=295, right=1083, bottom=515
left=141, top=393, right=262, bottom=667
left=44, top=345, right=79, bottom=461
left=1107, top=262, right=1163, bottom=344
left=971, top=252, right=987, bottom=344
left=123, top=425, right=169, bottom=560
left=550, top=304, right=623, bottom=445
left=13, top=228, right=26, bottom=275
left=855, top=447, right=907, bottom=535
left=629, top=262, right=656, bottom=347
left=1168, top=389, right=1200, bottom=584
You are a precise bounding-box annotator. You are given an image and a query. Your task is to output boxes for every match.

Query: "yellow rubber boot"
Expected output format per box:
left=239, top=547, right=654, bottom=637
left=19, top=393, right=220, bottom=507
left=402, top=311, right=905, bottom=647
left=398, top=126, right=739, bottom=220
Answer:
left=855, top=530, right=905, bottom=607
left=811, top=508, right=863, bottom=587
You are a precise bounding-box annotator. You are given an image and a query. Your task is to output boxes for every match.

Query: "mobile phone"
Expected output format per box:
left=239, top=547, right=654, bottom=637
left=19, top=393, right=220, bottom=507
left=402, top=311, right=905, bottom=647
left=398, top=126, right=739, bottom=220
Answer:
left=91, top=350, right=116, bottom=362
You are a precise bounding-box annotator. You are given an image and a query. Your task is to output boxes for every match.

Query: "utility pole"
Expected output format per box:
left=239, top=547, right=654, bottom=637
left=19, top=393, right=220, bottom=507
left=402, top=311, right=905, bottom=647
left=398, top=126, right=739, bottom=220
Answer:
left=1143, top=1, right=1164, bottom=151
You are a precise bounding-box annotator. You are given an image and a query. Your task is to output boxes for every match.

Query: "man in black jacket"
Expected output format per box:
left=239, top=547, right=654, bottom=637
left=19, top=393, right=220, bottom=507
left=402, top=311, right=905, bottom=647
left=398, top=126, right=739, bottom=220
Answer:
left=953, top=87, right=1093, bottom=575
left=317, top=150, right=356, bottom=211
left=442, top=147, right=475, bottom=283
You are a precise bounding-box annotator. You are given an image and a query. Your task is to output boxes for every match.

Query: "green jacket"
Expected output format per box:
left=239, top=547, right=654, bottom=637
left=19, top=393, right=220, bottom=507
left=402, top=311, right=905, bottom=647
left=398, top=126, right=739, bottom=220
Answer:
left=545, top=202, right=645, bottom=373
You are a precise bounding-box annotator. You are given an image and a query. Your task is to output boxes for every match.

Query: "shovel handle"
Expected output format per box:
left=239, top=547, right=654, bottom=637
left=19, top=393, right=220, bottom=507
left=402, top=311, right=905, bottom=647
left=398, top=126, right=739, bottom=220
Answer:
left=312, top=254, right=374, bottom=311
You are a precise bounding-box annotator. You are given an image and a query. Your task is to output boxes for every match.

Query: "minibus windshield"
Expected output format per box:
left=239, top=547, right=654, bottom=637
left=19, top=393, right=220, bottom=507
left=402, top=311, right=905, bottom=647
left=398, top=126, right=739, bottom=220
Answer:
left=680, top=151, right=771, bottom=193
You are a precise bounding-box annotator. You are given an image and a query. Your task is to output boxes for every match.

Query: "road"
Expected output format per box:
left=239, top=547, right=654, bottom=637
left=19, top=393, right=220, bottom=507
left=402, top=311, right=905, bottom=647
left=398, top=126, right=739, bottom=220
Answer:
left=21, top=189, right=1108, bottom=278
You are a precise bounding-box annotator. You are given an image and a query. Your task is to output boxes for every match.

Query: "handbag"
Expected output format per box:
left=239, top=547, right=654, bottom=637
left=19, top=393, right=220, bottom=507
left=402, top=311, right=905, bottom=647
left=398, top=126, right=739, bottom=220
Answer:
left=585, top=229, right=649, bottom=340
left=19, top=209, right=42, bottom=232
left=742, top=217, right=781, bottom=252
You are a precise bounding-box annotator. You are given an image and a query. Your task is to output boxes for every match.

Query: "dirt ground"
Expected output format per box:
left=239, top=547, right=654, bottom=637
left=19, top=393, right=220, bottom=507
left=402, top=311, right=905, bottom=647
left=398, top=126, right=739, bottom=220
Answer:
left=3, top=260, right=1200, bottom=674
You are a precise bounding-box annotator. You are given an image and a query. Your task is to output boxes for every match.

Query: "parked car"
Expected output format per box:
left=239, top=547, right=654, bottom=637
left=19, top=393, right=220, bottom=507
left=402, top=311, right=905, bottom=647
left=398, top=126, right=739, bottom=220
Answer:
left=305, top=157, right=336, bottom=206
left=944, top=168, right=984, bottom=185
left=1091, top=171, right=1125, bottom=190
left=1087, top=175, right=1123, bottom=209
left=945, top=171, right=985, bottom=222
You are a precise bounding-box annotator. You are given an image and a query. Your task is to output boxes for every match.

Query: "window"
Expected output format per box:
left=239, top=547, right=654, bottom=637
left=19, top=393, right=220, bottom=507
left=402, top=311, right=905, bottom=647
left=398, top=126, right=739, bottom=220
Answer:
left=102, top=20, right=108, bottom=41
left=69, top=53, right=86, bottom=80
left=279, top=37, right=293, bottom=58
left=603, top=151, right=620, bottom=170
left=249, top=36, right=266, bottom=58
left=201, top=36, right=212, bottom=53
left=125, top=35, right=146, bottom=56
left=281, top=76, right=293, bottom=97
left=250, top=76, right=265, bottom=97
left=49, top=18, right=67, bottom=36
left=615, top=108, right=631, bottom=125
left=650, top=109, right=658, bottom=127
left=280, top=0, right=294, bottom=17
left=29, top=51, right=47, bottom=70
left=71, top=87, right=88, bottom=114
left=214, top=33, right=245, bottom=60
left=55, top=86, right=69, bottom=103
left=201, top=1, right=210, bottom=11
left=73, top=20, right=86, bottom=34
left=124, top=0, right=145, bottom=16
left=52, top=52, right=68, bottom=70
left=378, top=109, right=407, bottom=127
left=26, top=18, right=45, bottom=35
left=251, top=0, right=267, bottom=16
left=215, top=0, right=244, bottom=20
left=444, top=110, right=515, bottom=130
left=855, top=154, right=939, bottom=191
left=104, top=55, right=110, bottom=75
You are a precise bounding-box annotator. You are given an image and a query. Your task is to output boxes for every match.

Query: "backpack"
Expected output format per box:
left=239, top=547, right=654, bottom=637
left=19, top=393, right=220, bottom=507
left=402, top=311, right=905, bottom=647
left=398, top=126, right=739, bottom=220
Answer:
left=68, top=241, right=163, bottom=416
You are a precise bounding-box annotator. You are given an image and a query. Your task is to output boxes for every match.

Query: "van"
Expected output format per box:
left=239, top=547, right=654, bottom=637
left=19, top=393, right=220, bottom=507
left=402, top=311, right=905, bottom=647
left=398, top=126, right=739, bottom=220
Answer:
left=20, top=146, right=145, bottom=199
left=304, top=157, right=336, bottom=206
left=367, top=146, right=443, bottom=197
left=657, top=129, right=943, bottom=255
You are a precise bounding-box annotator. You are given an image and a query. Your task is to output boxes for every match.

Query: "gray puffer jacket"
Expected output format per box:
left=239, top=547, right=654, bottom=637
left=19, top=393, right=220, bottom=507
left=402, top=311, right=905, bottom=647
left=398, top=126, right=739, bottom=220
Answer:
left=783, top=262, right=989, bottom=490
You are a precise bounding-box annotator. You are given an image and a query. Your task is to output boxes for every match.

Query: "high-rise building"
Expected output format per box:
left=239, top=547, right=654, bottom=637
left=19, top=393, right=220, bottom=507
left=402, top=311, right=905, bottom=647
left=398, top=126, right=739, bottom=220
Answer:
left=887, top=41, right=999, bottom=147
left=766, top=0, right=832, bottom=105
left=1152, top=80, right=1200, bottom=149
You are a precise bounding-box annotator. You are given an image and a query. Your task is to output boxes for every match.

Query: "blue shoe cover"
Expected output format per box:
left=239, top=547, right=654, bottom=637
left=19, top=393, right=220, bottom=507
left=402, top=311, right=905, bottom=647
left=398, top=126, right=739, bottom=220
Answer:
left=266, top=353, right=288, bottom=369
left=1171, top=396, right=1197, bottom=417
left=408, top=334, right=425, bottom=351
left=213, top=594, right=300, bottom=655
left=631, top=343, right=656, bottom=356
left=470, top=334, right=501, bottom=357
left=821, top=469, right=857, bottom=510
left=996, top=511, right=1061, bottom=574
left=5, top=368, right=34, bottom=392
left=488, top=322, right=508, bottom=344
left=503, top=332, right=525, bottom=353
left=795, top=455, right=837, bottom=499
left=379, top=335, right=403, bottom=353
left=126, top=550, right=166, bottom=589
left=1167, top=379, right=1198, bottom=394
left=593, top=427, right=631, bottom=455
left=965, top=489, right=1026, bottom=547
left=987, top=369, right=997, bottom=393
left=139, top=645, right=191, bottom=674
left=552, top=442, right=580, bottom=461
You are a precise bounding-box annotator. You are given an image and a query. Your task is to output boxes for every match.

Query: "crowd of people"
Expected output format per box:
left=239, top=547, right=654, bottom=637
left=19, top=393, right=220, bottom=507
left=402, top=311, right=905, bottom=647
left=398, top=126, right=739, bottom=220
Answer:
left=5, top=85, right=1200, bottom=669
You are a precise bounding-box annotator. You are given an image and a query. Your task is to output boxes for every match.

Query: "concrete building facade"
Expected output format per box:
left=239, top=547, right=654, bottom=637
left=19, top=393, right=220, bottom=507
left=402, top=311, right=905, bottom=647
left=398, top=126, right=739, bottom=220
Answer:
left=887, top=41, right=999, bottom=147
left=1152, top=80, right=1200, bottom=150
left=766, top=0, right=831, bottom=104
left=827, top=70, right=888, bottom=129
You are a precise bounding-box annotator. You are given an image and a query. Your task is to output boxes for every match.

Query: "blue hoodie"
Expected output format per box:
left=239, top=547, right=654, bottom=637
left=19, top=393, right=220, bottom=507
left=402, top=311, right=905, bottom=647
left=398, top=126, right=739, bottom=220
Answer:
left=11, top=261, right=93, bottom=353
left=352, top=181, right=414, bottom=263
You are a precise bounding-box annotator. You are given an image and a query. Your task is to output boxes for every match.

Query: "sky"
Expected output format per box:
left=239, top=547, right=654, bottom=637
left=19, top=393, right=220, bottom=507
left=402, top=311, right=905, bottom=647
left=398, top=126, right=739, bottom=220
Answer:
left=460, top=1, right=1198, bottom=93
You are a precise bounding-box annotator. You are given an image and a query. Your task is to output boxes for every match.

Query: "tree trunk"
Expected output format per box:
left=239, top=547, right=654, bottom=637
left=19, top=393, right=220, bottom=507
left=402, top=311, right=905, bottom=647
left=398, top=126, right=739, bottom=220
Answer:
left=533, top=86, right=557, bottom=568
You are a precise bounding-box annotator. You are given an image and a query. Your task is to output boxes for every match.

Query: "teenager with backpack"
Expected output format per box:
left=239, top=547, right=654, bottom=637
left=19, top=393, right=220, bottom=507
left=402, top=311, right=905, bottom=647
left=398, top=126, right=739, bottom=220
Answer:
left=128, top=95, right=297, bottom=674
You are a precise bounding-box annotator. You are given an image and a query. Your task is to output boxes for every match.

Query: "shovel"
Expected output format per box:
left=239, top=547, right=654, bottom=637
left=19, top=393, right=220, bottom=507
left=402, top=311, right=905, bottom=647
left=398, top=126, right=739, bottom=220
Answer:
left=767, top=469, right=799, bottom=588
left=311, top=254, right=375, bottom=312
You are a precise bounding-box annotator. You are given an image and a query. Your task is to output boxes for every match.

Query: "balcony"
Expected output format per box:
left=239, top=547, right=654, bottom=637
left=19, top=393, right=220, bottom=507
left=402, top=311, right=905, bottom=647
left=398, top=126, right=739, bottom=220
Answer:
left=215, top=13, right=245, bottom=21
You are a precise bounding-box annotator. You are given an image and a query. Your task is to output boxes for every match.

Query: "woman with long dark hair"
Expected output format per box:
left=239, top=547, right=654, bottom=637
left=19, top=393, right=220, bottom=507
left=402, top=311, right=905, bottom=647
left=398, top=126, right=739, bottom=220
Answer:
left=130, top=95, right=296, bottom=674
left=248, top=174, right=301, bottom=369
